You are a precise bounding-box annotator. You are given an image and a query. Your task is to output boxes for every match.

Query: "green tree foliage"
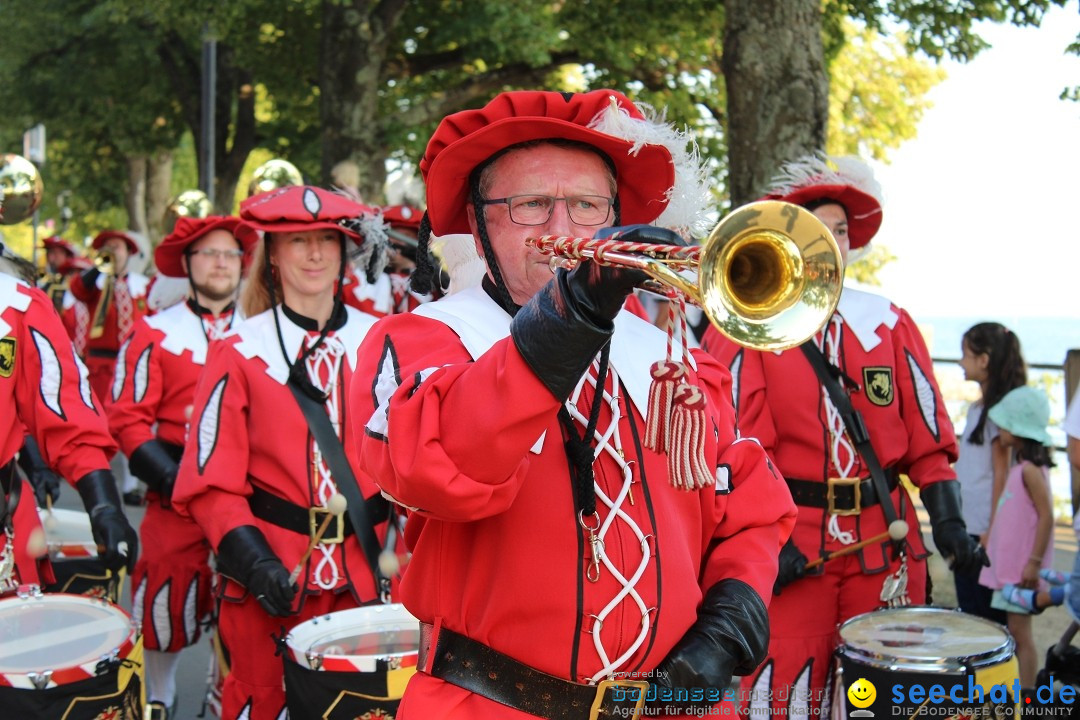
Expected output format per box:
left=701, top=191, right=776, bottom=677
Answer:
left=0, top=0, right=1071, bottom=243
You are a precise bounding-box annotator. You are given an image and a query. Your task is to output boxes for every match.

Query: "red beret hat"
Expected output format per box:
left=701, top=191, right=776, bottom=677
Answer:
left=420, top=90, right=676, bottom=236
left=155, top=216, right=259, bottom=277
left=240, top=186, right=376, bottom=241
left=761, top=155, right=883, bottom=250
left=91, top=230, right=140, bottom=254
left=41, top=236, right=77, bottom=255
left=381, top=204, right=422, bottom=232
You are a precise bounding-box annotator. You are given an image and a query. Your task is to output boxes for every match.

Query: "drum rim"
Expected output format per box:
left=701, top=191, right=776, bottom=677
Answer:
left=285, top=603, right=420, bottom=669
left=836, top=606, right=1015, bottom=673
left=0, top=592, right=138, bottom=683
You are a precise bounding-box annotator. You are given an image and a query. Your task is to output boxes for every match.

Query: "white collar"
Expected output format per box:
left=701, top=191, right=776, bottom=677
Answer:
left=232, top=305, right=376, bottom=385
left=144, top=301, right=241, bottom=365
left=836, top=286, right=899, bottom=352
left=0, top=275, right=33, bottom=338
left=413, top=286, right=695, bottom=419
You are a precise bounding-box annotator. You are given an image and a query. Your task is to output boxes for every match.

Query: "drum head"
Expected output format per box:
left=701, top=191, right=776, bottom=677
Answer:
left=37, top=508, right=97, bottom=557
left=0, top=594, right=136, bottom=676
left=838, top=606, right=1013, bottom=672
left=287, top=603, right=419, bottom=672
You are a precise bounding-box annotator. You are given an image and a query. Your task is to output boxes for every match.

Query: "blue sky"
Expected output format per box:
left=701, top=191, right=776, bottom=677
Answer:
left=869, top=3, right=1080, bottom=319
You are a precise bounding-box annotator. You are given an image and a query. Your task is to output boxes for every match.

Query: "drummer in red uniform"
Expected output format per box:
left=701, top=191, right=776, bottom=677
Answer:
left=172, top=186, right=391, bottom=720
left=0, top=239, right=138, bottom=594
left=68, top=230, right=150, bottom=404
left=701, top=154, right=986, bottom=715
left=349, top=89, right=796, bottom=719
left=106, top=215, right=256, bottom=719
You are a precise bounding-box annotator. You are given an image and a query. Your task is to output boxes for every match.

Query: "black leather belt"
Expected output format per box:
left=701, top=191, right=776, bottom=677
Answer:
left=419, top=622, right=648, bottom=720
left=248, top=485, right=391, bottom=539
left=785, top=469, right=900, bottom=514
left=87, top=348, right=118, bottom=359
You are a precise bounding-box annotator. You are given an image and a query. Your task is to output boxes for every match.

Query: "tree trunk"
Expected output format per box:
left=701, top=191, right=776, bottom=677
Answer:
left=215, top=47, right=256, bottom=214
left=125, top=155, right=149, bottom=237
left=722, top=0, right=828, bottom=207
left=146, top=150, right=174, bottom=248
left=319, top=0, right=408, bottom=202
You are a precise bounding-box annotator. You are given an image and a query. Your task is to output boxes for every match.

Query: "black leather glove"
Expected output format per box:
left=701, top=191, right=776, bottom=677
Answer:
left=127, top=440, right=179, bottom=508
left=511, top=225, right=684, bottom=401
left=773, top=537, right=809, bottom=595
left=17, top=436, right=63, bottom=507
left=75, top=470, right=138, bottom=573
left=648, top=579, right=769, bottom=713
left=217, top=525, right=297, bottom=617
left=921, top=480, right=988, bottom=574
left=79, top=266, right=101, bottom=288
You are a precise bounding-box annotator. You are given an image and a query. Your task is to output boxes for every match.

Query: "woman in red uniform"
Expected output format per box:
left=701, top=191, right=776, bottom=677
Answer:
left=702, top=154, right=985, bottom=716
left=172, top=187, right=390, bottom=720
left=107, top=215, right=256, bottom=719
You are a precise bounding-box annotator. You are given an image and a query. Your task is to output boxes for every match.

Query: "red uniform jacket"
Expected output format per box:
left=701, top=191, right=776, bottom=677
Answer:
left=1, top=275, right=116, bottom=586
left=172, top=305, right=386, bottom=602
left=107, top=300, right=236, bottom=452
left=702, top=287, right=957, bottom=569
left=349, top=286, right=795, bottom=718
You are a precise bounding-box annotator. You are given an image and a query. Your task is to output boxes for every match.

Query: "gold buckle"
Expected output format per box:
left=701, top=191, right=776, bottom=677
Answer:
left=590, top=678, right=648, bottom=720
left=308, top=507, right=345, bottom=544
left=827, top=476, right=861, bottom=516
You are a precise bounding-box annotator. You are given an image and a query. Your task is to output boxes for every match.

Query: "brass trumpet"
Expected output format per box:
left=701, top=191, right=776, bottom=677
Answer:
left=528, top=200, right=844, bottom=351
left=89, top=250, right=117, bottom=340
left=93, top=249, right=116, bottom=275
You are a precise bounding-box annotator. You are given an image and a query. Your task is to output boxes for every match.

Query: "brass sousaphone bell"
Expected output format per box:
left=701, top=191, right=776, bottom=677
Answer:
left=0, top=153, right=44, bottom=225
left=247, top=158, right=303, bottom=197
left=163, top=189, right=213, bottom=235
left=529, top=200, right=844, bottom=351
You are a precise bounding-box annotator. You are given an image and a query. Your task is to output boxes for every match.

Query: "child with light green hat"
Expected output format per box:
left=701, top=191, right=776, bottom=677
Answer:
left=980, top=384, right=1057, bottom=690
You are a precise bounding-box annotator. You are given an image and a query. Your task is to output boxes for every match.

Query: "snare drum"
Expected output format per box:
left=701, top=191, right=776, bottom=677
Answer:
left=38, top=507, right=122, bottom=602
left=0, top=591, right=144, bottom=719
left=835, top=607, right=1019, bottom=719
left=283, top=603, right=419, bottom=720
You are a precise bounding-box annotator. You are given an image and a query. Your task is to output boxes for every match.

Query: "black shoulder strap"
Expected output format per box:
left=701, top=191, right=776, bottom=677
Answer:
left=288, top=381, right=391, bottom=602
left=799, top=341, right=900, bottom=528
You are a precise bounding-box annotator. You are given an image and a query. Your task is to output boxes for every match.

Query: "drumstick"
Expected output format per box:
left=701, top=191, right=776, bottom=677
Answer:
left=804, top=520, right=909, bottom=570
left=288, top=494, right=348, bottom=585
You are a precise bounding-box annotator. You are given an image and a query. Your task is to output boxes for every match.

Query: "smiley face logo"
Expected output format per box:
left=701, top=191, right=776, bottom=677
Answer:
left=847, top=678, right=877, bottom=709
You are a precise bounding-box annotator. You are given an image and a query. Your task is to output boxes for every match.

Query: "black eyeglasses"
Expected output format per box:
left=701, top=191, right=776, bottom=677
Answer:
left=481, top=195, right=614, bottom=226
left=188, top=248, right=245, bottom=261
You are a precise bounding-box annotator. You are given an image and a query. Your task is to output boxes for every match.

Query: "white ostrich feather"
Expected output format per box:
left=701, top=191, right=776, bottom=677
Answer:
left=431, top=233, right=485, bottom=294
left=767, top=152, right=884, bottom=208
left=588, top=96, right=711, bottom=238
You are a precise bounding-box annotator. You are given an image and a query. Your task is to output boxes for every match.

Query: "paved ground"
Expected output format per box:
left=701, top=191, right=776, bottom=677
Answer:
left=52, top=491, right=1080, bottom=720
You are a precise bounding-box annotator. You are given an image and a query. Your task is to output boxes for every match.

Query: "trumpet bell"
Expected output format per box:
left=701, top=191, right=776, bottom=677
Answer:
left=0, top=153, right=44, bottom=225
left=699, top=201, right=843, bottom=351
left=94, top=249, right=116, bottom=275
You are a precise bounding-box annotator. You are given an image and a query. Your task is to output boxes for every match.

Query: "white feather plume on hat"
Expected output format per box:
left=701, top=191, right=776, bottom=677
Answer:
left=431, top=234, right=485, bottom=295
left=767, top=152, right=884, bottom=260
left=588, top=97, right=712, bottom=239
left=766, top=153, right=883, bottom=206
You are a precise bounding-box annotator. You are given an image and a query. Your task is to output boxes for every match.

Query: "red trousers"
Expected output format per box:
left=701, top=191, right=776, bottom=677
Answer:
left=130, top=501, right=214, bottom=651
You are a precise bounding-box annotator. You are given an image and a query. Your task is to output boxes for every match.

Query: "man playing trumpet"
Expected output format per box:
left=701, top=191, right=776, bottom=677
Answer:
left=68, top=230, right=149, bottom=404
left=349, top=89, right=796, bottom=719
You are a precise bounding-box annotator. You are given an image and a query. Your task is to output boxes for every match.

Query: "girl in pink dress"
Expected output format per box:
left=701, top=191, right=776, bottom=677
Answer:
left=979, top=385, right=1056, bottom=690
